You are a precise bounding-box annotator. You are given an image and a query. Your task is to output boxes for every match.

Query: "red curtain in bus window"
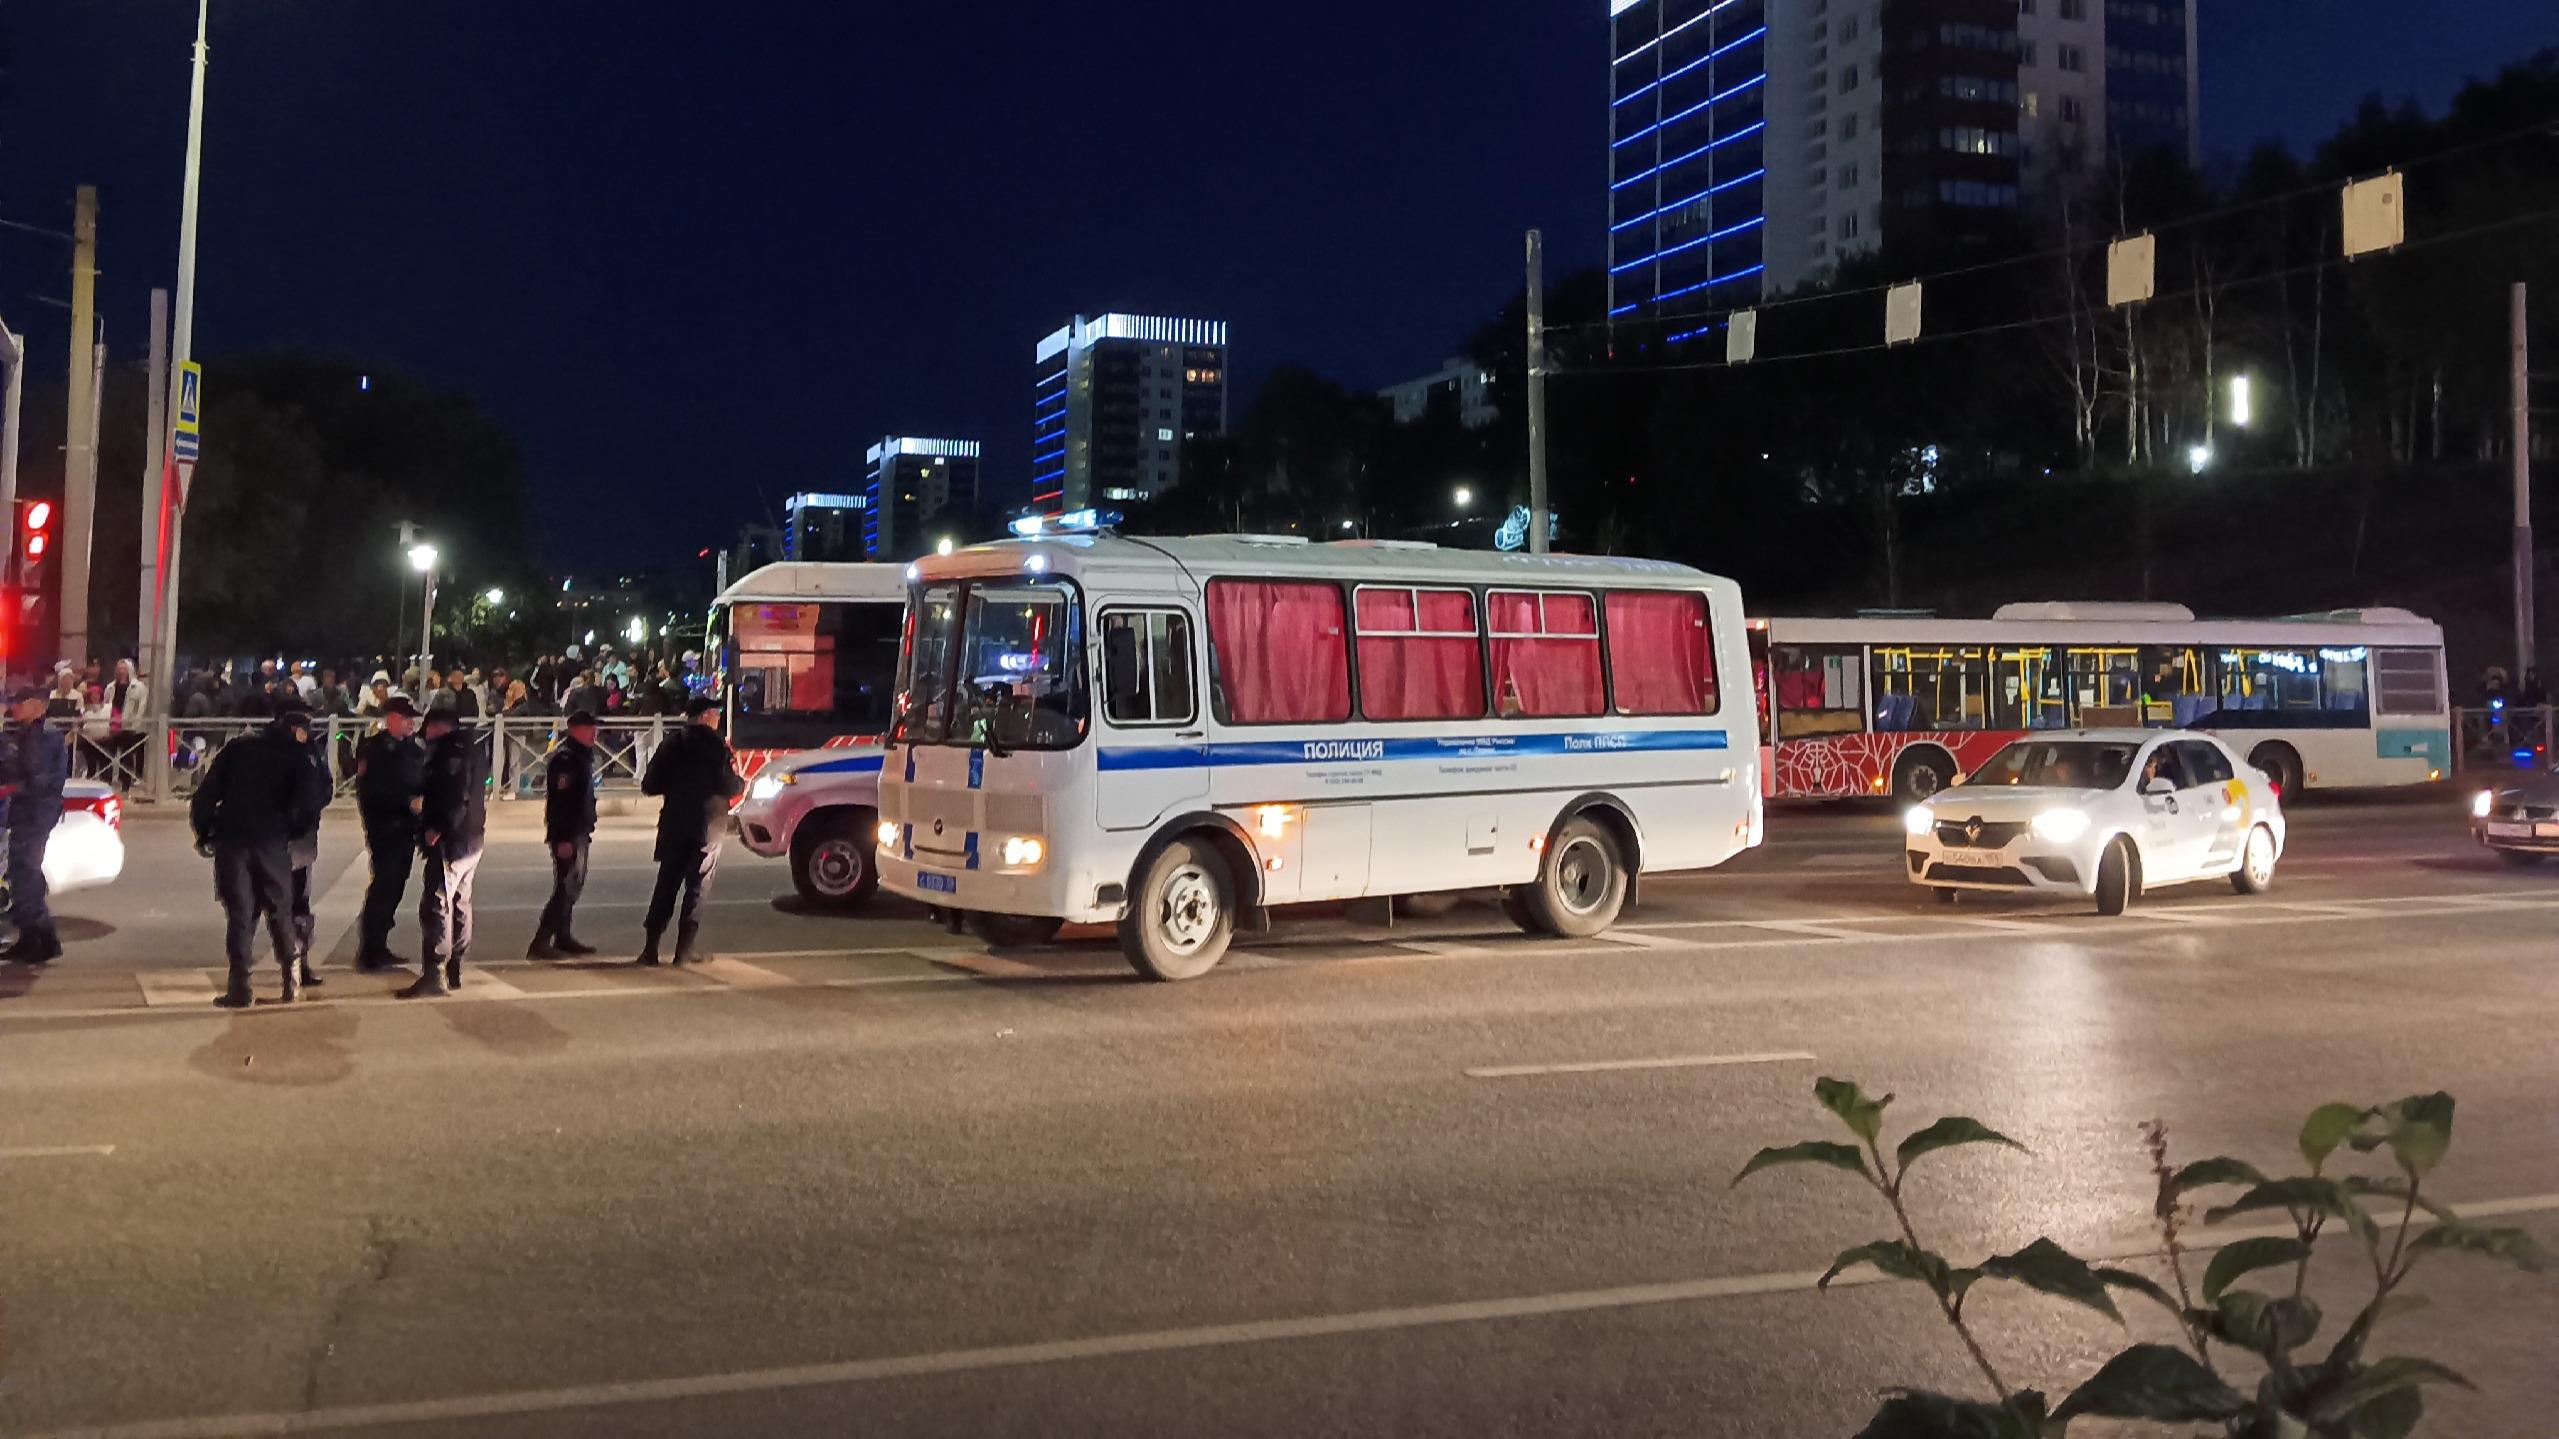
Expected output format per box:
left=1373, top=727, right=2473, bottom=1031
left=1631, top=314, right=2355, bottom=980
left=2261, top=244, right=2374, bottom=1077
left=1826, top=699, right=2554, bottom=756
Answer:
left=1606, top=591, right=1718, bottom=715
left=1487, top=590, right=1603, bottom=717
left=1208, top=579, right=1351, bottom=723
left=1355, top=588, right=1483, bottom=720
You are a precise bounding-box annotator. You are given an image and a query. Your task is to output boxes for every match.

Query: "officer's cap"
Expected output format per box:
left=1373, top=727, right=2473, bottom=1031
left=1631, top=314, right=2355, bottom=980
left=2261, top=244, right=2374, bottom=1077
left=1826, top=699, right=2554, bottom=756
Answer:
left=381, top=696, right=420, bottom=719
left=683, top=696, right=720, bottom=719
left=565, top=709, right=600, bottom=728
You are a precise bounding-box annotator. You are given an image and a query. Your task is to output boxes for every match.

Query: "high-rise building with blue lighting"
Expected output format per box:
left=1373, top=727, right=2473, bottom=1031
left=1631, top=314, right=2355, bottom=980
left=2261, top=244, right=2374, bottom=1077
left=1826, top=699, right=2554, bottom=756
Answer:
left=1607, top=0, right=1773, bottom=342
left=861, top=438, right=980, bottom=561
left=1032, top=314, right=1229, bottom=514
left=1617, top=0, right=2196, bottom=337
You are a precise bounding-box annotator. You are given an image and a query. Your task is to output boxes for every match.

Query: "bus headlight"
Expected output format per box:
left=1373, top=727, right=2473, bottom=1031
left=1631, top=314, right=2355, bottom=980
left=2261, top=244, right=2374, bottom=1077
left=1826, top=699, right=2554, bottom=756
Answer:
left=747, top=773, right=792, bottom=803
left=2030, top=809, right=2092, bottom=843
left=1001, top=836, right=1045, bottom=867
left=877, top=820, right=901, bottom=848
left=2472, top=790, right=2495, bottom=819
left=1903, top=806, right=1934, bottom=838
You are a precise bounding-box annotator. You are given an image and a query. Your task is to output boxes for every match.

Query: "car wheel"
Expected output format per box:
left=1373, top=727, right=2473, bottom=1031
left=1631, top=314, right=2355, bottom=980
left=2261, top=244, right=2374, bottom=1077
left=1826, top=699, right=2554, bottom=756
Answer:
left=1117, top=838, right=1234, bottom=981
left=2094, top=837, right=2139, bottom=916
left=2230, top=824, right=2278, bottom=895
left=1522, top=818, right=1628, bottom=938
left=790, top=811, right=879, bottom=909
left=2497, top=849, right=2546, bottom=868
left=1894, top=750, right=1956, bottom=804
left=2248, top=743, right=2303, bottom=799
left=968, top=912, right=1066, bottom=948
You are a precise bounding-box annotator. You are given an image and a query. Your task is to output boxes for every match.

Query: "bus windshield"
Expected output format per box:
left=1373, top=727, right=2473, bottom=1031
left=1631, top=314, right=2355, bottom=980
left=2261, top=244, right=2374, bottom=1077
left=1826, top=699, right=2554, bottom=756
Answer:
left=723, top=599, right=905, bottom=751
left=1960, top=740, right=2139, bottom=791
left=892, top=580, right=1088, bottom=750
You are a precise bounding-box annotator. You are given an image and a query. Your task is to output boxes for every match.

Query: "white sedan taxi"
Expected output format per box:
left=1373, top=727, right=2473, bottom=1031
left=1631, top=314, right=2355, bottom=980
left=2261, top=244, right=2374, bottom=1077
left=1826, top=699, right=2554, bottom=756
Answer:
left=1903, top=730, right=2284, bottom=914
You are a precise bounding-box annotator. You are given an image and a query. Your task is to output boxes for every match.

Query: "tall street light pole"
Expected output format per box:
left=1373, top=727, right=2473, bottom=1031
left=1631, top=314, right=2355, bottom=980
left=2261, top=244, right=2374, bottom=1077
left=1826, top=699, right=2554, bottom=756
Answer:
left=410, top=543, right=440, bottom=677
left=147, top=0, right=209, bottom=802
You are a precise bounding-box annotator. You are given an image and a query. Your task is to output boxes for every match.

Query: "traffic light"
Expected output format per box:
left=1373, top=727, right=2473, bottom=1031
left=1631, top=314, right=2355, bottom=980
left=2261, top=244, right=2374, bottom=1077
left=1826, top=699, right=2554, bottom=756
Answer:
left=20, top=499, right=50, bottom=562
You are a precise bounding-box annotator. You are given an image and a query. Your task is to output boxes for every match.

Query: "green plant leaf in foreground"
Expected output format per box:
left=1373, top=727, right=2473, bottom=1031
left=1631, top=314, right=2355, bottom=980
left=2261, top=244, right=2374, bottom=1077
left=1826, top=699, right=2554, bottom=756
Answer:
left=1853, top=1389, right=2046, bottom=1439
left=1816, top=1076, right=1895, bottom=1144
left=1820, top=1240, right=1962, bottom=1299
left=2053, top=1343, right=2249, bottom=1424
left=2312, top=1356, right=2475, bottom=1423
left=2350, top=1384, right=2424, bottom=1439
left=2407, top=1221, right=2550, bottom=1271
left=2340, top=1175, right=2459, bottom=1221
left=2201, top=1235, right=2311, bottom=1303
left=2299, top=1102, right=2374, bottom=1171
left=2171, top=1155, right=2268, bottom=1195
left=2375, top=1093, right=2455, bottom=1177
left=1976, top=1237, right=2122, bottom=1324
left=2205, top=1177, right=2377, bottom=1242
left=1731, top=1140, right=1870, bottom=1187
left=2205, top=1291, right=2323, bottom=1355
left=1893, top=1116, right=2029, bottom=1178
left=2093, top=1266, right=2183, bottom=1318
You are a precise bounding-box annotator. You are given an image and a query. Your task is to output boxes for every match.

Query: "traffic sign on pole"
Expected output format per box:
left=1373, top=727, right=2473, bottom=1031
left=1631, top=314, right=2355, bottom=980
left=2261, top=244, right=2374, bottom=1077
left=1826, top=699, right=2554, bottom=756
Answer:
left=171, top=360, right=202, bottom=464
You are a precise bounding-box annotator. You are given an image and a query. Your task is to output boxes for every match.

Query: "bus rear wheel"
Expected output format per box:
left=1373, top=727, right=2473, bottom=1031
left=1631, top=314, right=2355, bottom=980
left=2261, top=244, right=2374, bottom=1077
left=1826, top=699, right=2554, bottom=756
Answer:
left=1119, top=838, right=1234, bottom=981
left=1522, top=818, right=1628, bottom=938
left=2249, top=743, right=2303, bottom=799
left=1894, top=750, right=1956, bottom=803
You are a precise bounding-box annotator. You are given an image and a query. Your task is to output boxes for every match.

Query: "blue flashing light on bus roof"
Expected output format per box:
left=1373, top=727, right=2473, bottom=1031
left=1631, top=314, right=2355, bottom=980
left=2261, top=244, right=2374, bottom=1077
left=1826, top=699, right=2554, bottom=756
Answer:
left=1007, top=509, right=1124, bottom=538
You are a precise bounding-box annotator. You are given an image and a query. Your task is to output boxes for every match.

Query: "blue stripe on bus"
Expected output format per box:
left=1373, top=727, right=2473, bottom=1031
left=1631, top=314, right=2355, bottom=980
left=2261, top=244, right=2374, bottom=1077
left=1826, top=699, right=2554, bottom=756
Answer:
left=968, top=751, right=985, bottom=789
left=964, top=831, right=981, bottom=871
left=1095, top=728, right=1728, bottom=772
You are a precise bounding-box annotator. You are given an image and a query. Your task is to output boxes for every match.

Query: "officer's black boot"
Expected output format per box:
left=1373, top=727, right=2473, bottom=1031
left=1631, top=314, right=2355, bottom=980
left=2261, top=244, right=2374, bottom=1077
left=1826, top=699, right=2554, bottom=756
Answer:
left=396, top=959, right=449, bottom=1000
left=266, top=962, right=301, bottom=1006
left=672, top=924, right=706, bottom=967
left=526, top=928, right=559, bottom=960
left=444, top=954, right=463, bottom=991
left=298, top=953, right=324, bottom=988
left=555, top=933, right=597, bottom=957
left=635, top=930, right=662, bottom=966
left=24, top=927, right=61, bottom=965
left=213, top=970, right=254, bottom=1009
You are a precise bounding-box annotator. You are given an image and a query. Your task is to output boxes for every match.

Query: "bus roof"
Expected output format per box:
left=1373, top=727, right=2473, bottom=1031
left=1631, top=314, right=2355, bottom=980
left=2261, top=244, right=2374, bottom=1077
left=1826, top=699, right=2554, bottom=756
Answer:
left=913, top=534, right=1729, bottom=591
left=713, top=562, right=908, bottom=607
left=1765, top=607, right=2443, bottom=649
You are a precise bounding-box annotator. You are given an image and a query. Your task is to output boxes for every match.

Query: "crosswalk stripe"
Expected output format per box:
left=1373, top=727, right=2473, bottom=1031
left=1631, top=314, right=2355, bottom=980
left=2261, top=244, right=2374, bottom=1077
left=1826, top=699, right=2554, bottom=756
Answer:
left=456, top=970, right=531, bottom=1000
left=692, top=958, right=796, bottom=988
left=136, top=972, right=216, bottom=1007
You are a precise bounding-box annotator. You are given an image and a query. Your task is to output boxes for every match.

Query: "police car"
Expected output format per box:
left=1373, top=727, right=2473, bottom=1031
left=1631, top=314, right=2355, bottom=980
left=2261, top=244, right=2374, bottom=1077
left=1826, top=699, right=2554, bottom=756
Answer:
left=734, top=746, right=887, bottom=908
left=1903, top=729, right=2284, bottom=914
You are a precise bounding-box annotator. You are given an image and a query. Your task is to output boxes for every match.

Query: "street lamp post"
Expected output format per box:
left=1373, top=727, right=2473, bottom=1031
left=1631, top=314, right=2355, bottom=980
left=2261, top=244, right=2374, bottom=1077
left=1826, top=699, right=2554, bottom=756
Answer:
left=145, top=0, right=211, bottom=804
left=409, top=543, right=439, bottom=676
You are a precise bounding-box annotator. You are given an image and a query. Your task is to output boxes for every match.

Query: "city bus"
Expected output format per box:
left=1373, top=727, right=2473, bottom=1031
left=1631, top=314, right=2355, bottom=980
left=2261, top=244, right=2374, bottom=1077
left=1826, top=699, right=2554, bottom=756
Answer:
left=1749, top=603, right=2450, bottom=801
left=706, top=561, right=908, bottom=777
left=876, top=525, right=1762, bottom=980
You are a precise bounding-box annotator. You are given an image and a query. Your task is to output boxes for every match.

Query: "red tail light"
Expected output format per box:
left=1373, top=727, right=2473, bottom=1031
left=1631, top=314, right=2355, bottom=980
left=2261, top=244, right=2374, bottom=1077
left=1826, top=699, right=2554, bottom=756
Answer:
left=68, top=792, right=120, bottom=831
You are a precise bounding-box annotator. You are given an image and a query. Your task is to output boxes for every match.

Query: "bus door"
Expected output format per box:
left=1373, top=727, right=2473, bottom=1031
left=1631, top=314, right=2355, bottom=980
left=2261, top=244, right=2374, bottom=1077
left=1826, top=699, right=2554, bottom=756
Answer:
left=1095, top=604, right=1209, bottom=831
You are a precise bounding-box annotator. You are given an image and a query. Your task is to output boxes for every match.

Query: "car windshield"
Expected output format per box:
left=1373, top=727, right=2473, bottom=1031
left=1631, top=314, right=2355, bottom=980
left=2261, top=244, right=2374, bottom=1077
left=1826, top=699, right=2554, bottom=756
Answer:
left=1960, top=740, right=2138, bottom=791
left=891, top=579, right=1088, bottom=750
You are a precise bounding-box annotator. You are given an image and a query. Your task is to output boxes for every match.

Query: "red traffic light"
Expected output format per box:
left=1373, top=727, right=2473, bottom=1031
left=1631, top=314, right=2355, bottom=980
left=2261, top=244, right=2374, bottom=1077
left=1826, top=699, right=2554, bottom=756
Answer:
left=24, top=533, right=47, bottom=559
left=23, top=500, right=51, bottom=531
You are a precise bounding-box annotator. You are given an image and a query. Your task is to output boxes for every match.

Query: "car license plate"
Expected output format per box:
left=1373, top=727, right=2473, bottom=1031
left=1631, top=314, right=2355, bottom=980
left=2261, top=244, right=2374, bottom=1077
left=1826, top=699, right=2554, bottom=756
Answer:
left=2487, top=822, right=2535, bottom=840
left=917, top=871, right=958, bottom=894
left=1935, top=848, right=2004, bottom=868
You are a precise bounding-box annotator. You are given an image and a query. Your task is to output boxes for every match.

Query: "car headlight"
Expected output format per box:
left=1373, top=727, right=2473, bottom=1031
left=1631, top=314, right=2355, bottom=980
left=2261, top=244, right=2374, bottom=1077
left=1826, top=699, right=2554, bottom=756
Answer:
left=1903, top=806, right=1934, bottom=838
left=2030, top=809, right=2092, bottom=843
left=1001, top=836, right=1045, bottom=867
left=2473, top=790, right=2496, bottom=819
left=747, top=773, right=789, bottom=803
left=877, top=820, right=901, bottom=848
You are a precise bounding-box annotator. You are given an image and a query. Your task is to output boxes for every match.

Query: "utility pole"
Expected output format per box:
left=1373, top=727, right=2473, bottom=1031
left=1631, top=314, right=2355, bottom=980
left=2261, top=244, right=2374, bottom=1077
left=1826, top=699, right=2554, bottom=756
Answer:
left=147, top=0, right=210, bottom=804
left=2515, top=282, right=2535, bottom=683
left=1525, top=229, right=1551, bottom=555
left=0, top=320, right=21, bottom=602
left=63, top=185, right=98, bottom=669
left=138, top=290, right=168, bottom=673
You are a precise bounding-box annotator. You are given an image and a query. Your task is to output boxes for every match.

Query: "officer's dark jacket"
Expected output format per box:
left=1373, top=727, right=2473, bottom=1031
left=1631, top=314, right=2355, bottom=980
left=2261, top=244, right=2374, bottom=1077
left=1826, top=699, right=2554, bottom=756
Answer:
left=641, top=723, right=742, bottom=858
left=191, top=728, right=320, bottom=848
left=545, top=737, right=597, bottom=845
left=420, top=727, right=489, bottom=860
left=4, top=720, right=67, bottom=831
left=355, top=731, right=426, bottom=836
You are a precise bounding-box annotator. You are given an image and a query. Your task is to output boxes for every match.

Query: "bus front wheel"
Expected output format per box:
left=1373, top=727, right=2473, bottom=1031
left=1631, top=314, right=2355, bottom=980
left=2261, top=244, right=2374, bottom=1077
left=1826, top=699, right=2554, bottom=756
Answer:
left=1894, top=750, right=1956, bottom=803
left=1521, top=817, right=1628, bottom=938
left=1119, top=838, right=1235, bottom=981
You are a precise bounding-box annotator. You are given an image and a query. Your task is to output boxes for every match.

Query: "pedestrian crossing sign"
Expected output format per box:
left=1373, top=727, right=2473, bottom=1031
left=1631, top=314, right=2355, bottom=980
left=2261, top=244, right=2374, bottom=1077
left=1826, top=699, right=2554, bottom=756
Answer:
left=172, top=361, right=202, bottom=464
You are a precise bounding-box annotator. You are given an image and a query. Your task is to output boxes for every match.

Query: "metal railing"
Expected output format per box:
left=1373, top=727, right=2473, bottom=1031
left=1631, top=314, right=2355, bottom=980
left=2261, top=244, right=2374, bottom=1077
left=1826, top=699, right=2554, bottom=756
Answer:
left=43, top=715, right=679, bottom=804
left=2454, top=704, right=2556, bottom=771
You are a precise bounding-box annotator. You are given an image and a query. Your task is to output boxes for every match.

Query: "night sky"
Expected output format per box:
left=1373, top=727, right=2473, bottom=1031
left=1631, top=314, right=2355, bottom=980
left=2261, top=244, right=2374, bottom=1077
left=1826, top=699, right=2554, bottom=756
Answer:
left=1, top=1, right=2546, bottom=572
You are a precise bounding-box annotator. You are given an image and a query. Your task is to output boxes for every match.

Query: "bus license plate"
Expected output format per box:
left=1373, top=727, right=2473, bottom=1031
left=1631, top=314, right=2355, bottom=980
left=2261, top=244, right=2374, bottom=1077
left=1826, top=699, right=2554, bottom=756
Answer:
left=917, top=871, right=959, bottom=894
left=1935, top=849, right=2004, bottom=868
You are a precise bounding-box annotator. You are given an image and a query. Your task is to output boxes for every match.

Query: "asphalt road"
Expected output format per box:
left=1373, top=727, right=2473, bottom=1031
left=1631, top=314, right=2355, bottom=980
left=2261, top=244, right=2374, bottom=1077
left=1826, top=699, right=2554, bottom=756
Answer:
left=3, top=792, right=2554, bottom=1438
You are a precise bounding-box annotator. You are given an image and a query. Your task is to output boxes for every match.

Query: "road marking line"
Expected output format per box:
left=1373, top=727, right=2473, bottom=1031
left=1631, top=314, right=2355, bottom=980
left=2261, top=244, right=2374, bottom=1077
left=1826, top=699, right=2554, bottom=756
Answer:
left=934, top=952, right=1049, bottom=979
left=1398, top=939, right=1494, bottom=957
left=1748, top=921, right=1878, bottom=942
left=1466, top=1051, right=1816, bottom=1079
left=692, top=958, right=797, bottom=988
left=48, top=1191, right=2558, bottom=1439
left=1595, top=931, right=1684, bottom=948
left=135, top=972, right=216, bottom=1007
left=1954, top=917, right=2042, bottom=932
left=0, top=1143, right=115, bottom=1159
left=454, top=971, right=531, bottom=1000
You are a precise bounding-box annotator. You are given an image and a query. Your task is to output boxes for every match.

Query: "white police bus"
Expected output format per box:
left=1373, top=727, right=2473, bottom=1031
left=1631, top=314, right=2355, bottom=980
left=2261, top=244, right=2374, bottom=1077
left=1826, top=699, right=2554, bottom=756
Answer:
left=876, top=520, right=1763, bottom=979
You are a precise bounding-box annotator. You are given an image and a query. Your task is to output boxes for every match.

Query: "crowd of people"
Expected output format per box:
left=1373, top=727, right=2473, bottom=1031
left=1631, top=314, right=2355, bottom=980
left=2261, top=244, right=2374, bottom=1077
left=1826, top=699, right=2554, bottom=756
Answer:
left=157, top=645, right=718, bottom=723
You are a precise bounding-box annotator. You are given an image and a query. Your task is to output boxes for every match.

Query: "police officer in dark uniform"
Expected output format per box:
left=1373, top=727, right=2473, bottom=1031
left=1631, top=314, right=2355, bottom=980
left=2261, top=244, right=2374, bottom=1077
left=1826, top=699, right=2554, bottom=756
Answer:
left=267, top=707, right=334, bottom=989
left=3, top=685, right=70, bottom=963
left=637, top=695, right=743, bottom=966
left=528, top=710, right=602, bottom=959
left=353, top=697, right=426, bottom=971
left=193, top=709, right=322, bottom=1006
left=400, top=707, right=488, bottom=999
